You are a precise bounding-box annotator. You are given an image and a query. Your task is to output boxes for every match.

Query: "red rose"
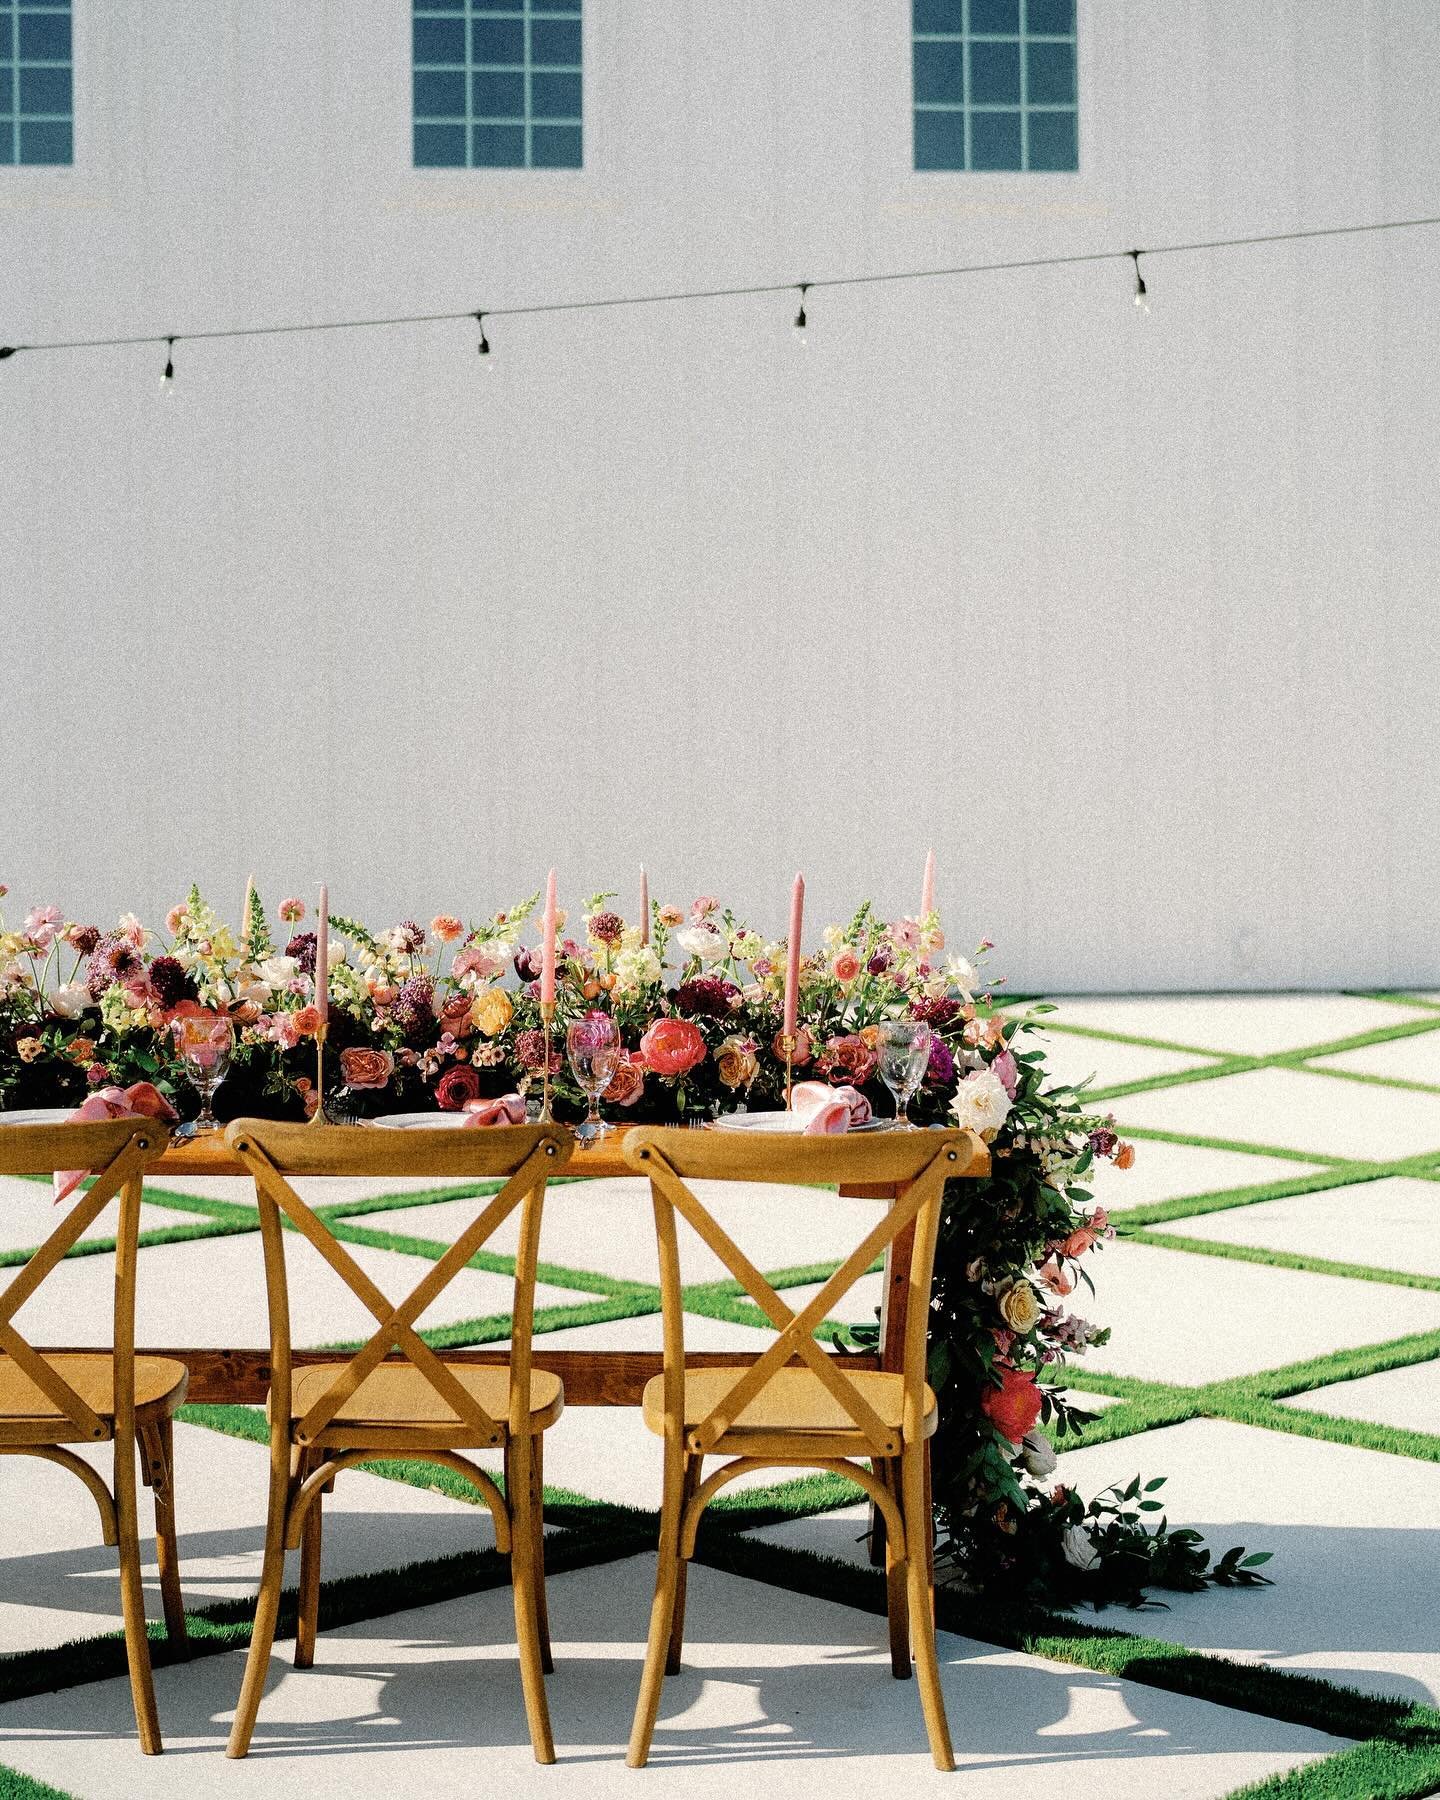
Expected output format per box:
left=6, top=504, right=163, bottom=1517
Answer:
left=639, top=1017, right=707, bottom=1078
left=434, top=1063, right=481, bottom=1111
left=979, top=1367, right=1043, bottom=1444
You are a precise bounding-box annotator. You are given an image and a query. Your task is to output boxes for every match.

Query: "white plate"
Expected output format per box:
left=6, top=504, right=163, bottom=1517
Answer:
left=374, top=1112, right=475, bottom=1131
left=712, top=1111, right=892, bottom=1134
left=0, top=1108, right=77, bottom=1126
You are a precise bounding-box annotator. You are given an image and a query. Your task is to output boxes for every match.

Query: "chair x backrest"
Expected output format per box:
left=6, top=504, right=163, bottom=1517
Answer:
left=224, top=1120, right=571, bottom=1447
left=623, top=1127, right=984, bottom=1457
left=0, top=1120, right=172, bottom=1443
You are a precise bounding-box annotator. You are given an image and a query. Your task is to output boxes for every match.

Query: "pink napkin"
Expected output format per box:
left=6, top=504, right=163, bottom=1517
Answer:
left=54, top=1083, right=179, bottom=1203
left=791, top=1081, right=870, bottom=1135
left=460, top=1093, right=527, bottom=1128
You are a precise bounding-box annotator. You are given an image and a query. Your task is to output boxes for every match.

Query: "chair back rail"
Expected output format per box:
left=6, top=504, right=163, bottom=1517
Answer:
left=222, top=1121, right=571, bottom=1445
left=0, top=1120, right=172, bottom=1443
left=623, top=1127, right=985, bottom=1455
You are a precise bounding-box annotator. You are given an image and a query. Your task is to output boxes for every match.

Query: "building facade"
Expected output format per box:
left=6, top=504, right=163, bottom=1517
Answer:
left=3, top=1, right=1437, bottom=989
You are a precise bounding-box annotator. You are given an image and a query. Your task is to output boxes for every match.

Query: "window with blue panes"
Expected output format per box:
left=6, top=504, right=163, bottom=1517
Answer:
left=413, top=0, right=581, bottom=170
left=914, top=0, right=1076, bottom=173
left=0, top=0, right=72, bottom=165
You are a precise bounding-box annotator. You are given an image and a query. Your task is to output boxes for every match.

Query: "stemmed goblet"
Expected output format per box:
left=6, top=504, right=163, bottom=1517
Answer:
left=170, top=1011, right=234, bottom=1140
left=876, top=1018, right=933, bottom=1130
left=566, top=1014, right=621, bottom=1145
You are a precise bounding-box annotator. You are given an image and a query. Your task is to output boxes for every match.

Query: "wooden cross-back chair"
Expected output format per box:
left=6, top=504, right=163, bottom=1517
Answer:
left=221, top=1118, right=572, bottom=1764
left=622, top=1125, right=985, bottom=1772
left=0, top=1118, right=187, bottom=1755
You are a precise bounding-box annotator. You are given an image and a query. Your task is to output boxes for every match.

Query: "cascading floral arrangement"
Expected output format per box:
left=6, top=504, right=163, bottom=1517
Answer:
left=0, top=881, right=1269, bottom=1605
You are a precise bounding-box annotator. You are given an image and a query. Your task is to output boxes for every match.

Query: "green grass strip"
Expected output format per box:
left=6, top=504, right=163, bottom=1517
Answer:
left=0, top=1213, right=260, bottom=1271
left=1030, top=1019, right=1243, bottom=1059
left=1224, top=1733, right=1440, bottom=1799
left=1129, top=1228, right=1440, bottom=1293
left=322, top=1213, right=653, bottom=1302
left=1113, top=1124, right=1354, bottom=1166
left=1087, top=1057, right=1262, bottom=1103
left=0, top=1772, right=77, bottom=1800
left=1112, top=1162, right=1402, bottom=1230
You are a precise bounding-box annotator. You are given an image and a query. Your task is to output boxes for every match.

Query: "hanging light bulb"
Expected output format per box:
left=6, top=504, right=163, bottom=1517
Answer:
left=160, top=336, right=176, bottom=393
left=1128, top=251, right=1149, bottom=313
left=475, top=310, right=493, bottom=368
left=792, top=283, right=809, bottom=345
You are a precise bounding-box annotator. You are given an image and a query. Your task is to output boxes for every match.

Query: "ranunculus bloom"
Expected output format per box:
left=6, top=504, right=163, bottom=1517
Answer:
left=339, top=1047, right=394, bottom=1090
left=24, top=905, right=64, bottom=951
left=292, top=1005, right=322, bottom=1037
left=657, top=905, right=684, bottom=928
left=1060, top=1227, right=1098, bottom=1260
left=470, top=987, right=515, bottom=1038
left=639, top=1016, right=707, bottom=1077
left=278, top=897, right=306, bottom=923
left=435, top=1063, right=482, bottom=1111
left=830, top=949, right=861, bottom=986
left=1115, top=1142, right=1136, bottom=1170
left=689, top=895, right=720, bottom=920
left=430, top=914, right=465, bottom=944
left=979, top=1366, right=1043, bottom=1444
left=438, top=995, right=474, bottom=1040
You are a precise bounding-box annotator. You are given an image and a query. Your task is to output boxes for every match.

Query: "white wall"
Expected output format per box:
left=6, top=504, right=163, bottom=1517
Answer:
left=3, top=0, right=1438, bottom=990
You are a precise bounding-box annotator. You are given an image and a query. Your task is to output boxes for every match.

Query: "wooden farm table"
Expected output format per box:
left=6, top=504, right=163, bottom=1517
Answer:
left=136, top=1126, right=990, bottom=1408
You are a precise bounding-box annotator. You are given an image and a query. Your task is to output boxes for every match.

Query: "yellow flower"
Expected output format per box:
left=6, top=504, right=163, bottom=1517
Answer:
left=16, top=1037, right=43, bottom=1063
left=997, top=1281, right=1042, bottom=1334
left=470, top=987, right=515, bottom=1038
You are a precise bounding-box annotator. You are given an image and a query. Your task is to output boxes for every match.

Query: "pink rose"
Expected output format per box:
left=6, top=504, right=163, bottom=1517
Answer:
left=639, top=1017, right=707, bottom=1078
left=339, top=1047, right=394, bottom=1090
left=606, top=1052, right=646, bottom=1107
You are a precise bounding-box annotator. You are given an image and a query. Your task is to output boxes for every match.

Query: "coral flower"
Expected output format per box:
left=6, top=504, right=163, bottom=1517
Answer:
left=639, top=1016, right=707, bottom=1078
left=431, top=914, right=465, bottom=944
left=979, top=1367, right=1044, bottom=1444
left=831, top=949, right=862, bottom=986
left=292, top=1005, right=322, bottom=1037
left=1114, top=1142, right=1136, bottom=1170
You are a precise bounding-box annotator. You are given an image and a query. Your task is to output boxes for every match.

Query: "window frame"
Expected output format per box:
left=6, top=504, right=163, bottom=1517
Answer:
left=913, top=0, right=1077, bottom=174
left=0, top=0, right=74, bottom=167
left=413, top=0, right=583, bottom=172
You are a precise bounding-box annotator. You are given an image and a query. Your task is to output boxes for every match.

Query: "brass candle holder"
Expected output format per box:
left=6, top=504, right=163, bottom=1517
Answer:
left=537, top=1000, right=557, bottom=1123
left=308, top=1021, right=340, bottom=1125
left=779, top=1031, right=797, bottom=1110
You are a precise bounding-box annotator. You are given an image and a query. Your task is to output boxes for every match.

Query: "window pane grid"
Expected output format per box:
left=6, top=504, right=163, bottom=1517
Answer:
left=414, top=0, right=581, bottom=167
left=0, top=0, right=73, bottom=165
left=913, top=0, right=1075, bottom=173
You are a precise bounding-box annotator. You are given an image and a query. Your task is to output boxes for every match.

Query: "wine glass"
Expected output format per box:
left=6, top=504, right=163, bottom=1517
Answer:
left=566, top=1014, right=621, bottom=1144
left=170, top=1012, right=234, bottom=1139
left=877, top=1018, right=933, bottom=1130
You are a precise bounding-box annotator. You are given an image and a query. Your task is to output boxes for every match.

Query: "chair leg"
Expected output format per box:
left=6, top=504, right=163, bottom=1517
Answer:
left=294, top=1457, right=323, bottom=1671
left=901, top=1442, right=954, bottom=1772
left=139, top=1416, right=187, bottom=1648
left=226, top=1451, right=293, bottom=1758
left=532, top=1434, right=553, bottom=1675
left=665, top=1454, right=701, bottom=1676
left=881, top=1458, right=911, bottom=1679
left=507, top=1434, right=556, bottom=1764
left=627, top=1434, right=687, bottom=1768
left=114, top=1425, right=164, bottom=1755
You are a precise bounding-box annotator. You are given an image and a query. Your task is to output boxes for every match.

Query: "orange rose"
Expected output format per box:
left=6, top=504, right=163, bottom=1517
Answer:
left=293, top=1005, right=322, bottom=1037
left=339, top=1047, right=394, bottom=1090
left=715, top=1037, right=759, bottom=1089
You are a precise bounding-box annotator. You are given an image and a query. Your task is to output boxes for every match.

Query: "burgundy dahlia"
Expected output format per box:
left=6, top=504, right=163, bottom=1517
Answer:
left=148, top=955, right=197, bottom=1011
left=866, top=947, right=893, bottom=975
left=671, top=976, right=739, bottom=1019
left=910, top=995, right=962, bottom=1029
left=589, top=911, right=625, bottom=947
left=286, top=931, right=317, bottom=975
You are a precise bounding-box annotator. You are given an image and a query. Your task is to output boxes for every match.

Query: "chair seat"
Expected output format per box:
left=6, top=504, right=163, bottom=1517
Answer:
left=283, top=1361, right=564, bottom=1449
left=641, top=1366, right=937, bottom=1457
left=0, top=1353, right=189, bottom=1441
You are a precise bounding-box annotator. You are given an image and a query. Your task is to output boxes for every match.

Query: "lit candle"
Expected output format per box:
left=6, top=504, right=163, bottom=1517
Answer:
left=783, top=872, right=805, bottom=1040
left=315, top=883, right=329, bottom=1028
left=639, top=866, right=650, bottom=945
left=921, top=848, right=936, bottom=919
left=240, top=872, right=254, bottom=955
left=541, top=868, right=558, bottom=1007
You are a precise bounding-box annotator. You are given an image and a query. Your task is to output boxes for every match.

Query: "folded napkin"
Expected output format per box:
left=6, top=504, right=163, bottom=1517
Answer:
left=55, top=1082, right=179, bottom=1204
left=791, top=1081, right=872, bottom=1135
left=460, top=1093, right=527, bottom=1128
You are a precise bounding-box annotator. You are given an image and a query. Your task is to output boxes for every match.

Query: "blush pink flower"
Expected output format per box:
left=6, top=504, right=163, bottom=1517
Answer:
left=454, top=944, right=507, bottom=982
left=639, top=1017, right=707, bottom=1078
left=830, top=948, right=862, bottom=986
left=992, top=1049, right=1019, bottom=1098
left=24, top=905, right=64, bottom=950
left=689, top=895, right=721, bottom=920
left=890, top=917, right=921, bottom=951
left=278, top=897, right=306, bottom=924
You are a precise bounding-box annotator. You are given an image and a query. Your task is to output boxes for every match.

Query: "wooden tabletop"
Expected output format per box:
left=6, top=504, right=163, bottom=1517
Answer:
left=160, top=1123, right=648, bottom=1181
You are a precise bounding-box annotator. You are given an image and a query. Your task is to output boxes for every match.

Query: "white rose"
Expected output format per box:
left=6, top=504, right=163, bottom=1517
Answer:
left=675, top=923, right=727, bottom=964
left=1061, top=1524, right=1100, bottom=1572
left=1019, top=1429, right=1057, bottom=1479
left=48, top=982, right=94, bottom=1019
left=950, top=1068, right=1013, bottom=1137
left=258, top=955, right=298, bottom=988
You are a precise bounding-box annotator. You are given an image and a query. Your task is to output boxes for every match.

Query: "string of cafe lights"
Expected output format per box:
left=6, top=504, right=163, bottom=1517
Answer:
left=3, top=209, right=1438, bottom=383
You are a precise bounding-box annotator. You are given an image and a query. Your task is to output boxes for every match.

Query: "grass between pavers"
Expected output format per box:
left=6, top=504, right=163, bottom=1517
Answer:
left=1129, top=1229, right=1440, bottom=1293
left=0, top=1772, right=76, bottom=1800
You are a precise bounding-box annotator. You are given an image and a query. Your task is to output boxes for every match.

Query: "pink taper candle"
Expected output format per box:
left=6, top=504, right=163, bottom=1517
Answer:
left=315, top=884, right=329, bottom=1028
left=639, top=866, right=650, bottom=945
left=921, top=848, right=936, bottom=918
left=783, top=873, right=805, bottom=1040
left=541, top=868, right=558, bottom=1006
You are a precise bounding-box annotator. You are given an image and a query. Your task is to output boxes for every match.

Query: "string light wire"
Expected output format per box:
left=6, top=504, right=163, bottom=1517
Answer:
left=1, top=210, right=1436, bottom=365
